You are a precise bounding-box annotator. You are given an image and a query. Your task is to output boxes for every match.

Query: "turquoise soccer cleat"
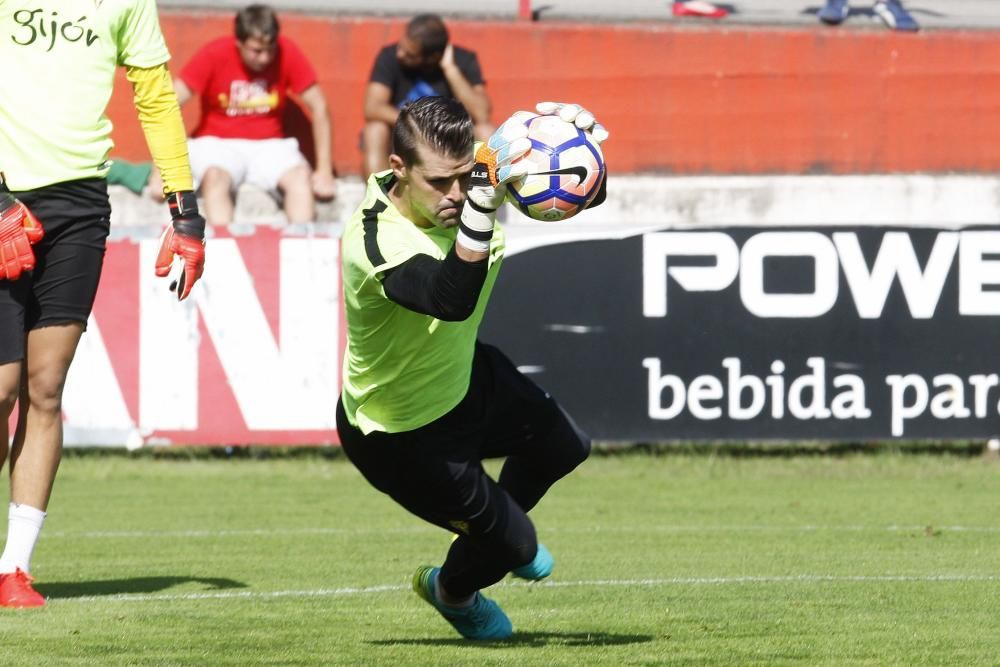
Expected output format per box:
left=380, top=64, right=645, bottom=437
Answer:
left=412, top=566, right=513, bottom=640
left=512, top=543, right=554, bottom=581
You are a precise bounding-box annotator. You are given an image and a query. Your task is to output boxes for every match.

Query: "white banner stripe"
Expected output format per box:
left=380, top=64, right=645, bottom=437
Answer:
left=50, top=574, right=1000, bottom=605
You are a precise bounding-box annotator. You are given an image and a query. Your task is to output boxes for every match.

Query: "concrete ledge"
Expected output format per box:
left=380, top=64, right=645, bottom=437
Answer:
left=110, top=182, right=363, bottom=227
left=111, top=174, right=1000, bottom=229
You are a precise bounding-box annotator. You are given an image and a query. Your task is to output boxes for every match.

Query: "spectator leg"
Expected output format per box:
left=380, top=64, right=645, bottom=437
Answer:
left=200, top=166, right=235, bottom=225
left=473, top=122, right=496, bottom=142
left=278, top=164, right=315, bottom=223
left=362, top=121, right=392, bottom=178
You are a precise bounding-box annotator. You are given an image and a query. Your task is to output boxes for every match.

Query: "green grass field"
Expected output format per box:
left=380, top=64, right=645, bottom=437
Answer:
left=2, top=449, right=999, bottom=665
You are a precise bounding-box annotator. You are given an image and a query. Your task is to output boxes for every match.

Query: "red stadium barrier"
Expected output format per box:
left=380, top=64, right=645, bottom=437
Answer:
left=105, top=13, right=1000, bottom=176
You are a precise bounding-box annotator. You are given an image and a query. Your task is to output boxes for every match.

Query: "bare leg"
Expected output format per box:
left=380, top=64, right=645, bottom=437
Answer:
left=0, top=360, right=22, bottom=471
left=362, top=121, right=392, bottom=178
left=277, top=164, right=315, bottom=223
left=199, top=166, right=235, bottom=225
left=9, top=324, right=84, bottom=510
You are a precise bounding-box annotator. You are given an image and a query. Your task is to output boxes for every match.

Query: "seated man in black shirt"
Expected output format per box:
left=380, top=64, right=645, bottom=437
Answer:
left=362, top=14, right=494, bottom=177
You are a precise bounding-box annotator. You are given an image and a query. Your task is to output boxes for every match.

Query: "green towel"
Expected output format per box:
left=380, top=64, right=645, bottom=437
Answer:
left=106, top=159, right=153, bottom=195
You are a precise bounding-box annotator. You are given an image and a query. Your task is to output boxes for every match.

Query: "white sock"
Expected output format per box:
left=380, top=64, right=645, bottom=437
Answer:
left=0, top=503, right=47, bottom=574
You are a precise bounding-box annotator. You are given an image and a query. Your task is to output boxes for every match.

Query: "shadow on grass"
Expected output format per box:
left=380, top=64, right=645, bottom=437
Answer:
left=370, top=631, right=654, bottom=648
left=36, top=576, right=246, bottom=598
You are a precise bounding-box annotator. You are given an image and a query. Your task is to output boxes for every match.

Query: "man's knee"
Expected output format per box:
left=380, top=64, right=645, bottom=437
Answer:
left=201, top=166, right=233, bottom=192
left=24, top=366, right=69, bottom=415
left=279, top=164, right=311, bottom=194
left=549, top=407, right=592, bottom=474
left=506, top=538, right=538, bottom=570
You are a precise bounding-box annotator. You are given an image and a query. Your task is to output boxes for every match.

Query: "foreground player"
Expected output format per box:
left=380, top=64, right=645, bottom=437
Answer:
left=337, top=96, right=607, bottom=639
left=0, top=0, right=205, bottom=607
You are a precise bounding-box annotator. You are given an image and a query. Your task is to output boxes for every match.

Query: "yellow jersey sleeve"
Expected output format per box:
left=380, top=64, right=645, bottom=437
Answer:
left=126, top=63, right=193, bottom=195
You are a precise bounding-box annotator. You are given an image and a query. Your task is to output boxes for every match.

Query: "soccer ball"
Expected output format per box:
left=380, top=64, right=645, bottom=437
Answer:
left=506, top=112, right=606, bottom=222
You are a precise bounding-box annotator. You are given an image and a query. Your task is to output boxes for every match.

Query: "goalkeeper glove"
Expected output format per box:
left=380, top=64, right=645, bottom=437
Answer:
left=459, top=115, right=533, bottom=252
left=155, top=190, right=206, bottom=300
left=535, top=101, right=610, bottom=144
left=0, top=177, right=44, bottom=282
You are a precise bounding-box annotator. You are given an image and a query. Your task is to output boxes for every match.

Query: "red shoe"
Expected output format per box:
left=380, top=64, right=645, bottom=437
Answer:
left=672, top=1, right=729, bottom=18
left=0, top=568, right=46, bottom=608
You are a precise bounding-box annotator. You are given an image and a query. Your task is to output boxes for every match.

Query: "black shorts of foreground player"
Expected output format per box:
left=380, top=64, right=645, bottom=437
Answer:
left=337, top=96, right=608, bottom=640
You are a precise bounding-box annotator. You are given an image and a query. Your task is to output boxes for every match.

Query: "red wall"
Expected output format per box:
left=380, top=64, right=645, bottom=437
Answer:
left=106, top=12, right=1000, bottom=175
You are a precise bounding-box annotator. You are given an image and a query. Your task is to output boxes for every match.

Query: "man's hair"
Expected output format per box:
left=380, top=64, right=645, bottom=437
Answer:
left=235, top=4, right=280, bottom=43
left=393, top=97, right=473, bottom=167
left=405, top=14, right=449, bottom=56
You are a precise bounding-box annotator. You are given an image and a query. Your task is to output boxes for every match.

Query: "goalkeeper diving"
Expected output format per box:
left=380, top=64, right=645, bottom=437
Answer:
left=337, top=96, right=608, bottom=640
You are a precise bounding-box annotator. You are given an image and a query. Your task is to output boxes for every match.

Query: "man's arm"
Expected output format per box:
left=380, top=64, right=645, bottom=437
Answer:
left=363, top=81, right=400, bottom=126
left=126, top=64, right=193, bottom=195
left=299, top=84, right=337, bottom=200
left=127, top=63, right=206, bottom=300
left=383, top=250, right=487, bottom=322
left=440, top=45, right=490, bottom=126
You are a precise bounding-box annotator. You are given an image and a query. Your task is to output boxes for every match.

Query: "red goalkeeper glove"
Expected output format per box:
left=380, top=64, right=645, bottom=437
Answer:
left=0, top=178, right=44, bottom=282
left=155, top=190, right=206, bottom=301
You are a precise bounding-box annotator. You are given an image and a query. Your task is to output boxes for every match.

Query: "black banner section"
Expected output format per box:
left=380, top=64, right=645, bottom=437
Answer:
left=480, top=226, right=1000, bottom=441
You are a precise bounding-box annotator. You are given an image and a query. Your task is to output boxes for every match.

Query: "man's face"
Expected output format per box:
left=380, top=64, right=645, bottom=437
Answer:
left=392, top=140, right=473, bottom=229
left=237, top=36, right=277, bottom=72
left=396, top=35, right=442, bottom=71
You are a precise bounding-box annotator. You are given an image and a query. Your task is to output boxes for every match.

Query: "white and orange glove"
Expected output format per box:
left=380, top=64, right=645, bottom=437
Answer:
left=155, top=190, right=206, bottom=300
left=458, top=115, right=534, bottom=252
left=0, top=177, right=44, bottom=282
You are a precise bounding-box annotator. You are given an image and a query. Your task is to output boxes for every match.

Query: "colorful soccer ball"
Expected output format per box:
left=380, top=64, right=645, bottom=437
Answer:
left=506, top=113, right=606, bottom=222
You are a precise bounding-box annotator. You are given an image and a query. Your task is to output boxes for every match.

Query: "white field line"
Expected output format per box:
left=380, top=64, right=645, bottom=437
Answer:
left=52, top=574, right=1000, bottom=605
left=41, top=524, right=1000, bottom=539
left=44, top=527, right=427, bottom=539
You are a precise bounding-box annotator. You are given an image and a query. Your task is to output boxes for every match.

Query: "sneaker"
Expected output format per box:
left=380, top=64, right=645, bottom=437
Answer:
left=818, top=0, right=850, bottom=25
left=512, top=543, right=554, bottom=581
left=0, top=569, right=46, bottom=608
left=872, top=0, right=919, bottom=31
left=412, top=566, right=513, bottom=640
left=672, top=1, right=728, bottom=19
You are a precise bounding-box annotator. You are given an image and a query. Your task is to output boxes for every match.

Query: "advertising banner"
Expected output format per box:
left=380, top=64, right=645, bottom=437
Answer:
left=481, top=225, right=1000, bottom=441
left=14, top=223, right=998, bottom=446
left=44, top=226, right=343, bottom=447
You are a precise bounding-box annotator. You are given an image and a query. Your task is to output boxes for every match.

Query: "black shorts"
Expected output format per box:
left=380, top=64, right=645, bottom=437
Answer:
left=0, top=178, right=111, bottom=364
left=336, top=341, right=588, bottom=529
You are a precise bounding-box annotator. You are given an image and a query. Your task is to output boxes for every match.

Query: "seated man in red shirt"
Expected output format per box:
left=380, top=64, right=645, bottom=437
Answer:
left=159, top=4, right=336, bottom=223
